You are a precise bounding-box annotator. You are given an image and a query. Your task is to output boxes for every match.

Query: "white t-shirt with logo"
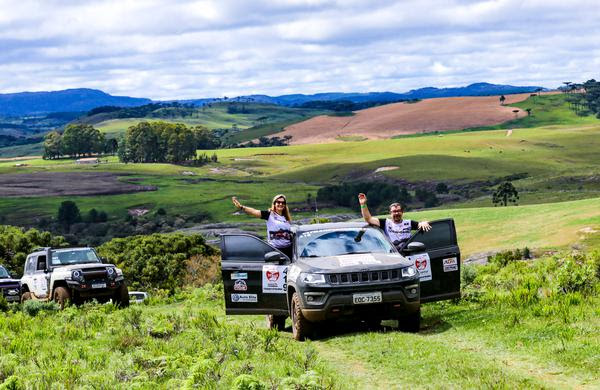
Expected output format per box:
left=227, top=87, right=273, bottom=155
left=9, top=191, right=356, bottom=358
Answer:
left=378, top=218, right=418, bottom=244
left=261, top=210, right=292, bottom=249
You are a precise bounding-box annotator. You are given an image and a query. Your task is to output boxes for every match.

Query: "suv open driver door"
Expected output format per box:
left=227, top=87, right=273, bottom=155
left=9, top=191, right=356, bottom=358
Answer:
left=220, top=234, right=290, bottom=316
left=402, top=218, right=461, bottom=303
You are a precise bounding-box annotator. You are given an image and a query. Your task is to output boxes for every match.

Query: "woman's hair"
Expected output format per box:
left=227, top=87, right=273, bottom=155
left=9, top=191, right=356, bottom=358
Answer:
left=269, top=194, right=291, bottom=221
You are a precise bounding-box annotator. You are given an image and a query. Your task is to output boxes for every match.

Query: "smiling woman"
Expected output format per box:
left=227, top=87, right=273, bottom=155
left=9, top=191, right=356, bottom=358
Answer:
left=231, top=194, right=293, bottom=259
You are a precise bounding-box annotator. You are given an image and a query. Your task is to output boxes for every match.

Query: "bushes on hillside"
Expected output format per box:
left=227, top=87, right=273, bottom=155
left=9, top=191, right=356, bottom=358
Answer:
left=0, top=225, right=67, bottom=276
left=317, top=182, right=411, bottom=213
left=98, top=233, right=217, bottom=292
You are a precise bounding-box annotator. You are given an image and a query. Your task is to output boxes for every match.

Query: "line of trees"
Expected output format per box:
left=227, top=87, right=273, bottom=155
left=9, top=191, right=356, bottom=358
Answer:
left=44, top=124, right=117, bottom=159
left=118, top=121, right=218, bottom=163
left=563, top=79, right=600, bottom=117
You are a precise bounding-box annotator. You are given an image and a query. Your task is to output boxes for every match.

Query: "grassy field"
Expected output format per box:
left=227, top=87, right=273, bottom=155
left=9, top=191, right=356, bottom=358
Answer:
left=93, top=103, right=330, bottom=141
left=1, top=249, right=598, bottom=389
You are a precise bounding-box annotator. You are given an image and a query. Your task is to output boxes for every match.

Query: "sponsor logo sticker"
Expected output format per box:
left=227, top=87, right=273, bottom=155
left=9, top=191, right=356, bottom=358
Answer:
left=443, top=257, right=458, bottom=272
left=231, top=293, right=257, bottom=303
left=262, top=265, right=288, bottom=294
left=233, top=279, right=248, bottom=291
left=231, top=272, right=248, bottom=280
left=406, top=253, right=432, bottom=282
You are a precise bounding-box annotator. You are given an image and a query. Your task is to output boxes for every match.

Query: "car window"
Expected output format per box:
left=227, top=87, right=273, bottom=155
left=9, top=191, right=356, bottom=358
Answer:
left=25, top=256, right=36, bottom=274
left=411, top=220, right=456, bottom=249
left=297, top=228, right=395, bottom=258
left=223, top=235, right=275, bottom=261
left=0, top=266, right=9, bottom=278
left=51, top=249, right=101, bottom=265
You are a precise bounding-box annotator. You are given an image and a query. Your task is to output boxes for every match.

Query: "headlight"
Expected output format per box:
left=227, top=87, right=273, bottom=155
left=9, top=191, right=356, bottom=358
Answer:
left=106, top=267, right=116, bottom=278
left=401, top=266, right=418, bottom=278
left=301, top=272, right=326, bottom=284
left=71, top=269, right=85, bottom=283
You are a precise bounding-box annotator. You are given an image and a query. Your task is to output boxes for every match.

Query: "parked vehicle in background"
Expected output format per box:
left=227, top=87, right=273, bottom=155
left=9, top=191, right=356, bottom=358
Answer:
left=220, top=219, right=461, bottom=340
left=129, top=291, right=149, bottom=304
left=20, top=247, right=129, bottom=308
left=0, top=265, right=21, bottom=303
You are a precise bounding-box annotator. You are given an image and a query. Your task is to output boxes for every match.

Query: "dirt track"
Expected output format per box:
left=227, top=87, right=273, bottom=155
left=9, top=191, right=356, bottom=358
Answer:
left=281, top=93, right=540, bottom=144
left=0, top=172, right=157, bottom=197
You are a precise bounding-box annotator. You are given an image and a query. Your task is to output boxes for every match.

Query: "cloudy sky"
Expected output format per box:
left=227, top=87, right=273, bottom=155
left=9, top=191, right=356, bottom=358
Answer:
left=1, top=0, right=599, bottom=100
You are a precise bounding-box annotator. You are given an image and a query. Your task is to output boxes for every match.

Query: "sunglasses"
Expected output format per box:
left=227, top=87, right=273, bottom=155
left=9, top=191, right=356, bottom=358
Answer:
left=274, top=200, right=286, bottom=205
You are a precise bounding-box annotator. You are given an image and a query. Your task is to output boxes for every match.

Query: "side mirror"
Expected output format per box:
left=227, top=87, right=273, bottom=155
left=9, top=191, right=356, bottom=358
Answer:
left=402, top=242, right=426, bottom=254
left=264, top=251, right=286, bottom=264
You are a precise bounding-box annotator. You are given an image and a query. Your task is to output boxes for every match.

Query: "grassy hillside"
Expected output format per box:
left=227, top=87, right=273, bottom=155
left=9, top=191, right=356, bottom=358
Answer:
left=92, top=103, right=330, bottom=142
left=1, top=121, right=600, bottom=252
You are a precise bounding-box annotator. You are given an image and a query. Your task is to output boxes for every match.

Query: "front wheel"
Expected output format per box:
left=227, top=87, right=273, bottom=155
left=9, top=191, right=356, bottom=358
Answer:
left=21, top=291, right=32, bottom=304
left=113, top=283, right=130, bottom=308
left=53, top=287, right=71, bottom=309
left=291, top=292, right=312, bottom=341
left=266, top=315, right=287, bottom=331
left=398, top=308, right=421, bottom=333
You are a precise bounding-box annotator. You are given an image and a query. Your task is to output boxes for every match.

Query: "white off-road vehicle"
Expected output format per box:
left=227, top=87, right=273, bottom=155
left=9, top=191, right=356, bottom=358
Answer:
left=20, top=247, right=129, bottom=308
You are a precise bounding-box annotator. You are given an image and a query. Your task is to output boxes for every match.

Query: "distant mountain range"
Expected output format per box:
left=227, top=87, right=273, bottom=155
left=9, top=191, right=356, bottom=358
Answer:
left=0, top=89, right=151, bottom=116
left=0, top=83, right=545, bottom=116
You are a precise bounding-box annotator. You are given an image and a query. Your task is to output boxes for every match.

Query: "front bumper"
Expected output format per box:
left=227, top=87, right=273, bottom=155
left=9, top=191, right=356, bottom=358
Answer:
left=299, top=282, right=420, bottom=322
left=67, top=279, right=124, bottom=297
left=1, top=284, right=21, bottom=303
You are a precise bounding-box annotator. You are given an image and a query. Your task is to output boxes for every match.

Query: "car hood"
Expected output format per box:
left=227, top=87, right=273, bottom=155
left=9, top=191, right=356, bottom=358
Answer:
left=51, top=263, right=111, bottom=272
left=297, top=252, right=413, bottom=272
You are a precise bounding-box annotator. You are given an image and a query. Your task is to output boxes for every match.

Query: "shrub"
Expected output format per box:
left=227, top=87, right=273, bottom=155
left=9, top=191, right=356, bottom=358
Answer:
left=98, top=233, right=216, bottom=292
left=232, top=374, right=267, bottom=390
left=461, top=264, right=478, bottom=286
left=22, top=300, right=59, bottom=316
left=0, top=296, right=8, bottom=312
left=554, top=255, right=597, bottom=294
left=0, top=375, right=24, bottom=390
left=183, top=255, right=221, bottom=287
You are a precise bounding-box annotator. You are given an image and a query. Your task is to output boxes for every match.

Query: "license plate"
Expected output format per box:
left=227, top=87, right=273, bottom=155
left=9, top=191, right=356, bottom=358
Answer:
left=92, top=283, right=106, bottom=289
left=352, top=291, right=382, bottom=305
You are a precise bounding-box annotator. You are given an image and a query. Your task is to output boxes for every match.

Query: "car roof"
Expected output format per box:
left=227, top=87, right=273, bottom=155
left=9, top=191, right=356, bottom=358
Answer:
left=30, top=247, right=93, bottom=255
left=293, top=222, right=375, bottom=234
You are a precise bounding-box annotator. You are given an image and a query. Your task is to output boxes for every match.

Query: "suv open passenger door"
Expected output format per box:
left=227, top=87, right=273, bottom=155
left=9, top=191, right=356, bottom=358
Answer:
left=402, top=218, right=460, bottom=303
left=220, top=234, right=290, bottom=316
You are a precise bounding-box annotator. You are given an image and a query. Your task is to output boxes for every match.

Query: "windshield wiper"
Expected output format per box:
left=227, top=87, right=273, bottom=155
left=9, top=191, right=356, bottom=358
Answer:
left=354, top=228, right=367, bottom=242
left=344, top=251, right=371, bottom=255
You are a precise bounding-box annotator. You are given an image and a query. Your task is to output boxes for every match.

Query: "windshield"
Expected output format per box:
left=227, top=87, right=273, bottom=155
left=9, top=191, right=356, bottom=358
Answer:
left=51, top=249, right=101, bottom=266
left=0, top=266, right=9, bottom=278
left=298, top=227, right=395, bottom=258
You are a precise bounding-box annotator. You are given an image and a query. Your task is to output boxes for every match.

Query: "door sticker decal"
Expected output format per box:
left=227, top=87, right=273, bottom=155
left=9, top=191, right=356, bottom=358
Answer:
left=231, top=272, right=248, bottom=280
left=406, top=253, right=432, bottom=281
left=233, top=279, right=248, bottom=291
left=231, top=293, right=257, bottom=303
left=443, top=257, right=458, bottom=272
left=262, top=265, right=288, bottom=294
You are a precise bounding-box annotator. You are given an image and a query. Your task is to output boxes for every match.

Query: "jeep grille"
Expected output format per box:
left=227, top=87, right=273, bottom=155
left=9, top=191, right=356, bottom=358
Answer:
left=328, top=268, right=402, bottom=285
left=81, top=267, right=107, bottom=281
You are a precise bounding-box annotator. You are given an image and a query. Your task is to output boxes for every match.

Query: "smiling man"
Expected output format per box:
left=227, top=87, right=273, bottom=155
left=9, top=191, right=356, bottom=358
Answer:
left=357, top=193, right=431, bottom=247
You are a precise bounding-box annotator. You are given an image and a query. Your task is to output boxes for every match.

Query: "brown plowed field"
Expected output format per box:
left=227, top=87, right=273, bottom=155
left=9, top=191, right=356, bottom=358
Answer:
left=281, top=93, right=539, bottom=144
left=0, top=172, right=157, bottom=197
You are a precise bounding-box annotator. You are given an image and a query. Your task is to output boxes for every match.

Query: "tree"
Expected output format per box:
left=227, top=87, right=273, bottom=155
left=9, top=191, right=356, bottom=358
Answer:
left=525, top=108, right=532, bottom=116
left=43, top=131, right=62, bottom=159
left=60, top=124, right=104, bottom=157
left=435, top=182, right=449, bottom=194
left=499, top=95, right=506, bottom=105
left=492, top=181, right=519, bottom=206
left=57, top=201, right=81, bottom=228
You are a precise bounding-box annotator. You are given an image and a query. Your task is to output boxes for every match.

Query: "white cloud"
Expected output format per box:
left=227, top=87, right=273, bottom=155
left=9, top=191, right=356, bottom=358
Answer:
left=0, top=0, right=599, bottom=99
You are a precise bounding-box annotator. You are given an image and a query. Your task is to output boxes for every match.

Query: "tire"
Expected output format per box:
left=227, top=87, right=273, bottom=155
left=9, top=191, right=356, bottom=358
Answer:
left=266, top=315, right=287, bottom=331
left=53, top=287, right=71, bottom=309
left=113, top=283, right=130, bottom=308
left=291, top=292, right=312, bottom=341
left=399, top=308, right=421, bottom=333
left=21, top=291, right=32, bottom=304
